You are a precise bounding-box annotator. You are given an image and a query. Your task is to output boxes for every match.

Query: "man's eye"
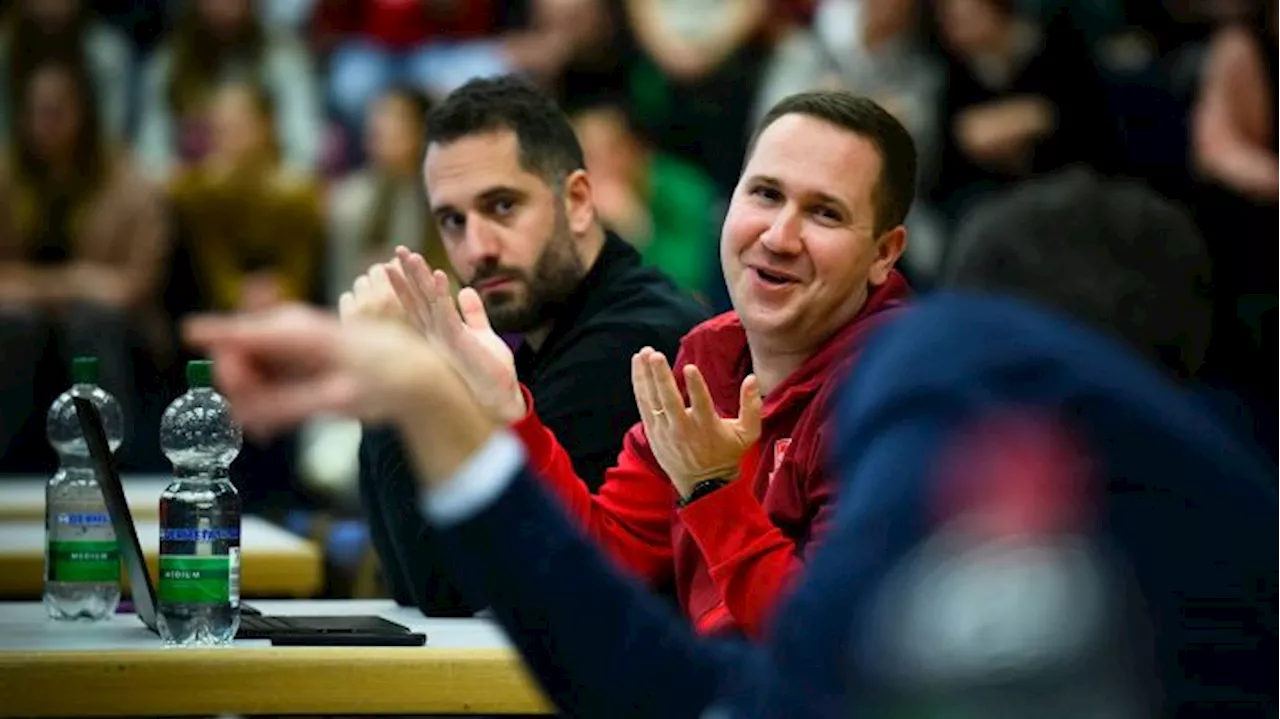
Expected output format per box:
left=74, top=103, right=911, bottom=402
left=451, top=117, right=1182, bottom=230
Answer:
left=750, top=186, right=782, bottom=202
left=812, top=206, right=843, bottom=224
left=492, top=199, right=516, bottom=215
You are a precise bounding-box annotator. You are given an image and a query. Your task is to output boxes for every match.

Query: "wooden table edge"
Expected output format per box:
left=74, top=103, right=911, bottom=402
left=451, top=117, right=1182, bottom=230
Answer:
left=0, top=647, right=554, bottom=716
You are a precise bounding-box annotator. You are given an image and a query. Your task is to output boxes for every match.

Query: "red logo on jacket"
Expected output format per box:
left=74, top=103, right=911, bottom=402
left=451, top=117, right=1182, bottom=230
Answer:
left=770, top=438, right=792, bottom=484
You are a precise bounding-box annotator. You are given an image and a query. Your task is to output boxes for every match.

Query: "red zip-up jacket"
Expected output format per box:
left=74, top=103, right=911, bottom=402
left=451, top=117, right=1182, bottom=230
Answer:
left=511, top=272, right=911, bottom=637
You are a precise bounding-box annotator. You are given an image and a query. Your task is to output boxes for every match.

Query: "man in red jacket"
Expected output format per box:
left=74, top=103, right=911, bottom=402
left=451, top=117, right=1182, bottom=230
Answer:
left=385, top=89, right=917, bottom=638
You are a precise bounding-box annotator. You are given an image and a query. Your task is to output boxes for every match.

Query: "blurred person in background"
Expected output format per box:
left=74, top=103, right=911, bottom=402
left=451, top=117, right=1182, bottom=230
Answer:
left=327, top=85, right=451, bottom=305
left=0, top=57, right=169, bottom=469
left=169, top=81, right=323, bottom=317
left=928, top=0, right=1117, bottom=226
left=624, top=0, right=774, bottom=194
left=0, top=0, right=132, bottom=141
left=1190, top=0, right=1276, bottom=460
left=570, top=98, right=720, bottom=296
left=137, top=0, right=322, bottom=181
left=812, top=0, right=948, bottom=283
left=184, top=168, right=1275, bottom=718
left=168, top=80, right=324, bottom=516
left=317, top=0, right=594, bottom=150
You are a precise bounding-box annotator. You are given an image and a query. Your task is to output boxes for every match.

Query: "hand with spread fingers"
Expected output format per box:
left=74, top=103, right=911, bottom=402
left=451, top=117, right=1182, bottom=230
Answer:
left=632, top=347, right=763, bottom=498
left=338, top=261, right=410, bottom=327
left=385, top=246, right=527, bottom=423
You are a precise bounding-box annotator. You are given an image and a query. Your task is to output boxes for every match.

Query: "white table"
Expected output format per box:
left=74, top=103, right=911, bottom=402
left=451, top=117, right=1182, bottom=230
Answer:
left=0, top=599, right=550, bottom=716
left=0, top=516, right=323, bottom=598
left=0, top=474, right=170, bottom=520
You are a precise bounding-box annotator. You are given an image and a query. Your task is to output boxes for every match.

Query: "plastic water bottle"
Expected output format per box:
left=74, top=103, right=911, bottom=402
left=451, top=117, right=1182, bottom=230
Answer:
left=157, top=359, right=243, bottom=646
left=44, top=356, right=125, bottom=621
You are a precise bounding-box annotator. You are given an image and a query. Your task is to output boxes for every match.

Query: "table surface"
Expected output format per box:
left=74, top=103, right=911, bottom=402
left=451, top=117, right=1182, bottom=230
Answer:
left=0, top=599, right=551, bottom=716
left=0, top=516, right=323, bottom=598
left=0, top=474, right=170, bottom=520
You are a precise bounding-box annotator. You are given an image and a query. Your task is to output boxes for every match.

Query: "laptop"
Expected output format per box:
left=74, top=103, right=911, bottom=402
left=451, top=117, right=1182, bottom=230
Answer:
left=73, top=397, right=426, bottom=645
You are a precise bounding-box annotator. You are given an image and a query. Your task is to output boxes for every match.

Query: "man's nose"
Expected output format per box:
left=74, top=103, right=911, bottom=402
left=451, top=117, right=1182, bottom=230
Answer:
left=462, top=217, right=502, bottom=266
left=758, top=206, right=804, bottom=256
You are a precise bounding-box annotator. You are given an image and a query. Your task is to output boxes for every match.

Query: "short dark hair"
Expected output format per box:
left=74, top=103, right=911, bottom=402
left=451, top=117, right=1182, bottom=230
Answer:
left=425, top=75, right=585, bottom=189
left=939, top=167, right=1213, bottom=378
left=746, top=91, right=917, bottom=235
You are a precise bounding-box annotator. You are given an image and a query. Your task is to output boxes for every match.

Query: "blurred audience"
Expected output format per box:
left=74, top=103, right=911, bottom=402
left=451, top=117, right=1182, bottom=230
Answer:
left=318, top=0, right=593, bottom=145
left=570, top=99, right=719, bottom=295
left=625, top=0, right=773, bottom=193
left=137, top=0, right=321, bottom=180
left=813, top=0, right=948, bottom=282
left=168, top=81, right=323, bottom=315
left=0, top=57, right=169, bottom=466
left=327, top=84, right=450, bottom=305
left=929, top=0, right=1116, bottom=226
left=1190, top=0, right=1277, bottom=459
left=0, top=0, right=132, bottom=141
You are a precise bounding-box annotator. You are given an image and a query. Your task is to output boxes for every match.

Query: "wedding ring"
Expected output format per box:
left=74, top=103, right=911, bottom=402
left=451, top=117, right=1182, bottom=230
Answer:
left=651, top=409, right=667, bottom=417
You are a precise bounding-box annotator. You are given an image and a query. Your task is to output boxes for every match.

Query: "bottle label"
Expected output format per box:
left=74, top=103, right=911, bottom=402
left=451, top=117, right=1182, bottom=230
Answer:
left=158, top=555, right=235, bottom=604
left=46, top=502, right=118, bottom=584
left=47, top=540, right=120, bottom=582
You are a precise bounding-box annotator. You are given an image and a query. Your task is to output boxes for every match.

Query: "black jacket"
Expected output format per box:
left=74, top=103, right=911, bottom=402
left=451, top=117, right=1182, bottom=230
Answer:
left=359, top=232, right=708, bottom=614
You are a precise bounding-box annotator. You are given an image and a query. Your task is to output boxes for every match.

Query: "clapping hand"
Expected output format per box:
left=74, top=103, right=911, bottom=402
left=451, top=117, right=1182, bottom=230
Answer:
left=632, top=347, right=763, bottom=498
left=385, top=246, right=527, bottom=423
left=338, top=261, right=411, bottom=327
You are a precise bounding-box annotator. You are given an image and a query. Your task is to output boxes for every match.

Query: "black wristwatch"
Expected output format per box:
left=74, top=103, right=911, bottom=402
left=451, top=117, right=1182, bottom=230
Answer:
left=676, top=479, right=731, bottom=508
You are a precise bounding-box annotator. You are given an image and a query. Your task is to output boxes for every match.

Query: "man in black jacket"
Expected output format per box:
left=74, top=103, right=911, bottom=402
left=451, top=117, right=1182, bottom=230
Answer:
left=339, top=75, right=707, bottom=615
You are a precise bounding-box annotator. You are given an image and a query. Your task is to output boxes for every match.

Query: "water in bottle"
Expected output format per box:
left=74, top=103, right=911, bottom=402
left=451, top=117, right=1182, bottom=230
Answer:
left=157, top=359, right=243, bottom=646
left=44, top=356, right=125, bottom=621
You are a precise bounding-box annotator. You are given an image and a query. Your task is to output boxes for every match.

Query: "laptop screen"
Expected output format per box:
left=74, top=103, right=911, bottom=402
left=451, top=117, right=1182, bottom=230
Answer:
left=73, top=397, right=160, bottom=632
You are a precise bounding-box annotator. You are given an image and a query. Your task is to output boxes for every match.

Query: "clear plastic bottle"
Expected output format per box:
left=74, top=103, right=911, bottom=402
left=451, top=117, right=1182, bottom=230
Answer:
left=157, top=360, right=243, bottom=646
left=44, top=356, right=125, bottom=621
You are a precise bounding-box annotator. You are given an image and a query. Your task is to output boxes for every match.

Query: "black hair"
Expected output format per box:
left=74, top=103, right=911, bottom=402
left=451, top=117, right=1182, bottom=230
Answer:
left=747, top=91, right=918, bottom=235
left=939, top=167, right=1213, bottom=378
left=425, top=74, right=585, bottom=189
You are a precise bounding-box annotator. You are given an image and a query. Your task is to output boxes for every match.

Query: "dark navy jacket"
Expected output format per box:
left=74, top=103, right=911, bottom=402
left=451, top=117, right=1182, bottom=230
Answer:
left=433, top=293, right=1278, bottom=718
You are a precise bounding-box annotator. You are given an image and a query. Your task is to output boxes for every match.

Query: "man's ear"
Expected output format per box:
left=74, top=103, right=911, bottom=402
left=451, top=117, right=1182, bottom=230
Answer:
left=563, top=169, right=595, bottom=236
left=868, top=225, right=907, bottom=286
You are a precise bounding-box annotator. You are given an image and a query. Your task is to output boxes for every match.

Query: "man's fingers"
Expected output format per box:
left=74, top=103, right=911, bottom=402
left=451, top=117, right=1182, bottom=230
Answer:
left=385, top=260, right=431, bottom=332
left=646, top=351, right=687, bottom=425
left=458, top=287, right=493, bottom=332
left=337, top=292, right=355, bottom=322
left=631, top=352, right=658, bottom=436
left=184, top=306, right=337, bottom=362
left=352, top=274, right=370, bottom=301
left=429, top=269, right=467, bottom=338
left=683, top=364, right=718, bottom=424
left=735, top=373, right=763, bottom=443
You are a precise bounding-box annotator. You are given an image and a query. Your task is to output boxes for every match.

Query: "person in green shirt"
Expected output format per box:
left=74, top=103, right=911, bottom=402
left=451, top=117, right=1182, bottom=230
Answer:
left=571, top=100, right=722, bottom=299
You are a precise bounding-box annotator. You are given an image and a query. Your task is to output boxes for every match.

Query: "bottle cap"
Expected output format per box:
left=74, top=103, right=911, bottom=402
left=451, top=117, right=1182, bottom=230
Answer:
left=187, top=360, right=214, bottom=388
left=71, top=356, right=99, bottom=385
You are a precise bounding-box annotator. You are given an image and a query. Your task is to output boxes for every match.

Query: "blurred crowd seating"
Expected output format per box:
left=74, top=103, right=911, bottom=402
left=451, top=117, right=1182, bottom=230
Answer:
left=1, top=0, right=1273, bottom=596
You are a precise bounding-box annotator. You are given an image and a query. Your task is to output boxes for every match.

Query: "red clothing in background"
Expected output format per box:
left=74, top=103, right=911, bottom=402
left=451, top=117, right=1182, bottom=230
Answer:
left=315, top=0, right=498, bottom=49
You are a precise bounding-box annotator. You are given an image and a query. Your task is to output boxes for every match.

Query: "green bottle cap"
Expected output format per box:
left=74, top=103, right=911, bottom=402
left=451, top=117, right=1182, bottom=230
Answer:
left=187, top=360, right=214, bottom=388
left=71, top=356, right=99, bottom=385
